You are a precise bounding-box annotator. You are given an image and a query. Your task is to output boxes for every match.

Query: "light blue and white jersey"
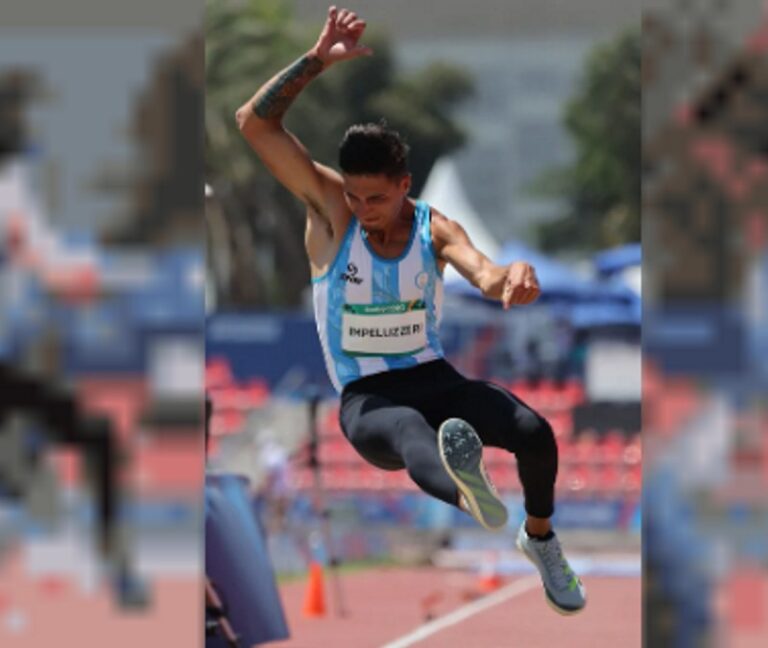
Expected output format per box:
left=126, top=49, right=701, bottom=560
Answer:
left=312, top=200, right=444, bottom=393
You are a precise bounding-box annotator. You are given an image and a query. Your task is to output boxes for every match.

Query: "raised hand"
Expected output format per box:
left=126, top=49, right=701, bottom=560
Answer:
left=312, top=6, right=373, bottom=66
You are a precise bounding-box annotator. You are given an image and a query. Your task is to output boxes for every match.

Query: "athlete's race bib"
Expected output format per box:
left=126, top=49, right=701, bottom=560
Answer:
left=341, top=300, right=427, bottom=357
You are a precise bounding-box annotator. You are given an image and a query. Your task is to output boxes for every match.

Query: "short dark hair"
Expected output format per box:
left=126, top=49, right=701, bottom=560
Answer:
left=338, top=120, right=409, bottom=178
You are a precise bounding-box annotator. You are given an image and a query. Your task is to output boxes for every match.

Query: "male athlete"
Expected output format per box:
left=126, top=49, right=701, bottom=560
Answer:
left=236, top=6, right=586, bottom=614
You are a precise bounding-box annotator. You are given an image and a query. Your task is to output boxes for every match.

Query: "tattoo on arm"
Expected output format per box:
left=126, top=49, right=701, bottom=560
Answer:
left=253, top=55, right=324, bottom=119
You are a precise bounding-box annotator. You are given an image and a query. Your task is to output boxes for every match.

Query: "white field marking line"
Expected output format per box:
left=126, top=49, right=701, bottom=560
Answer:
left=379, top=575, right=541, bottom=648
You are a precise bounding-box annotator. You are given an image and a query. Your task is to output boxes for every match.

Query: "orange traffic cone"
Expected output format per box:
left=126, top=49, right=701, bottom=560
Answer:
left=477, top=554, right=504, bottom=594
left=302, top=562, right=327, bottom=618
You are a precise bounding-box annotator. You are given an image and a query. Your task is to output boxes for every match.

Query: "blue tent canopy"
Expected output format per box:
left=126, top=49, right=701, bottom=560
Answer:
left=569, top=299, right=641, bottom=329
left=495, top=242, right=596, bottom=301
left=445, top=241, right=636, bottom=305
left=443, top=241, right=640, bottom=329
left=594, top=243, right=641, bottom=276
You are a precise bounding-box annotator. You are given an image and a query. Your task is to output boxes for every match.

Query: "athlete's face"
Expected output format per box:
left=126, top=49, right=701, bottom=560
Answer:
left=342, top=173, right=411, bottom=230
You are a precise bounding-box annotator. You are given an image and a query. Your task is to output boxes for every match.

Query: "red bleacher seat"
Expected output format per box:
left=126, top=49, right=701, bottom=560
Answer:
left=549, top=411, right=573, bottom=439
left=318, top=433, right=361, bottom=471
left=383, top=469, right=413, bottom=491
left=508, top=380, right=532, bottom=402
left=623, top=438, right=642, bottom=466
left=324, top=463, right=358, bottom=490
left=622, top=464, right=642, bottom=494
left=363, top=465, right=383, bottom=490
left=572, top=432, right=599, bottom=465
left=242, top=381, right=269, bottom=407
left=323, top=407, right=342, bottom=434
left=506, top=379, right=586, bottom=414
left=288, top=466, right=314, bottom=490
left=561, top=379, right=586, bottom=406
left=595, top=465, right=622, bottom=495
left=598, top=431, right=626, bottom=465
left=556, top=435, right=575, bottom=465
left=135, top=442, right=203, bottom=492
left=559, top=465, right=591, bottom=495
left=501, top=465, right=521, bottom=492
left=206, top=358, right=234, bottom=389
left=486, top=461, right=520, bottom=492
left=211, top=410, right=245, bottom=436
left=531, top=380, right=560, bottom=411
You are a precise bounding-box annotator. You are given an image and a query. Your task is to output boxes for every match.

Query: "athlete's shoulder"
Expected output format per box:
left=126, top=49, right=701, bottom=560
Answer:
left=428, top=208, right=465, bottom=246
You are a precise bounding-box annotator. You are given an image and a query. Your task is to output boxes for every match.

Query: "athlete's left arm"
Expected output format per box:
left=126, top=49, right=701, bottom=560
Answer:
left=432, top=211, right=540, bottom=309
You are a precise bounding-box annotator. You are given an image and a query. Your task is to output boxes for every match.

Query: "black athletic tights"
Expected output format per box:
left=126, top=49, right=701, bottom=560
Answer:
left=339, top=359, right=558, bottom=519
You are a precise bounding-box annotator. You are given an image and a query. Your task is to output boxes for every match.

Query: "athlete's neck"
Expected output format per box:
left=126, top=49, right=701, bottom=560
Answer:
left=362, top=199, right=414, bottom=247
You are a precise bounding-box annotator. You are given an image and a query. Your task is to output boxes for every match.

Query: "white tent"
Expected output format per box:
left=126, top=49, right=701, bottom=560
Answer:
left=419, top=157, right=499, bottom=284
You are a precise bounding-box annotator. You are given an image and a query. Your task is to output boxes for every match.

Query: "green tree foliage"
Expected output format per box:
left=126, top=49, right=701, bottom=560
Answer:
left=95, top=32, right=204, bottom=246
left=533, top=27, right=640, bottom=252
left=206, top=0, right=473, bottom=308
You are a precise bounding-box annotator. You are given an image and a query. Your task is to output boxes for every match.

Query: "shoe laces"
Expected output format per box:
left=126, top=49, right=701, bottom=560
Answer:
left=536, top=536, right=572, bottom=591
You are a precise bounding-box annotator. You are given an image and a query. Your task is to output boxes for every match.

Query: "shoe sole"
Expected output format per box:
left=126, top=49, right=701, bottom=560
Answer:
left=438, top=418, right=508, bottom=532
left=516, top=536, right=586, bottom=616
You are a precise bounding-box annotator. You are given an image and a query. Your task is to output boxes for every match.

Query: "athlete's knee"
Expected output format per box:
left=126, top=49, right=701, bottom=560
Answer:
left=403, top=448, right=449, bottom=498
left=395, top=410, right=430, bottom=434
left=516, top=413, right=557, bottom=459
left=400, top=433, right=440, bottom=476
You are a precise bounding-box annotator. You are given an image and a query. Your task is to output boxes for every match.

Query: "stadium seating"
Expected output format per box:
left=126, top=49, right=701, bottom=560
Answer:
left=204, top=364, right=641, bottom=500
left=294, top=391, right=641, bottom=498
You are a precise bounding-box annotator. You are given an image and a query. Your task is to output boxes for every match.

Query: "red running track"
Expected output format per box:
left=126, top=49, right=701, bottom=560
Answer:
left=0, top=551, right=200, bottom=647
left=276, top=566, right=640, bottom=647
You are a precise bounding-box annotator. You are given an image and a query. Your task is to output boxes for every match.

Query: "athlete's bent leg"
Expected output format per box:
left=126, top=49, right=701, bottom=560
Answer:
left=441, top=380, right=558, bottom=520
left=441, top=379, right=585, bottom=613
left=339, top=393, right=458, bottom=506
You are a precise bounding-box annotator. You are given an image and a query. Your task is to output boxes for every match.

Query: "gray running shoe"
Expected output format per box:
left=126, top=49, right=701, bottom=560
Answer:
left=516, top=522, right=587, bottom=615
left=438, top=418, right=508, bottom=531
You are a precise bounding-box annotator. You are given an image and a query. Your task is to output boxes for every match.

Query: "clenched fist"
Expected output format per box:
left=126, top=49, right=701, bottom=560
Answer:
left=501, top=262, right=540, bottom=309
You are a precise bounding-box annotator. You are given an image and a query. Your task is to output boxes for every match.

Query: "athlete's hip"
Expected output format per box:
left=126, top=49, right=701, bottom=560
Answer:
left=340, top=358, right=466, bottom=404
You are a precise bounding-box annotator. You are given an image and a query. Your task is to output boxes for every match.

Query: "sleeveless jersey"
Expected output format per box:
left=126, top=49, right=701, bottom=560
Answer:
left=312, top=200, right=444, bottom=393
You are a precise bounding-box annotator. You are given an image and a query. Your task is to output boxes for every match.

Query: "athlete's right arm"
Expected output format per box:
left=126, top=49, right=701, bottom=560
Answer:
left=235, top=6, right=372, bottom=228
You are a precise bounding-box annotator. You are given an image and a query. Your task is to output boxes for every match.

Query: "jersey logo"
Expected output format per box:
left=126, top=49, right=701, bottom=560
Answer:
left=414, top=271, right=429, bottom=290
left=340, top=262, right=363, bottom=284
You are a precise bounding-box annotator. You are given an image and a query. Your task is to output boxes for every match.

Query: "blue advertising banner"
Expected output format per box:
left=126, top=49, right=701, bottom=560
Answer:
left=206, top=474, right=289, bottom=645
